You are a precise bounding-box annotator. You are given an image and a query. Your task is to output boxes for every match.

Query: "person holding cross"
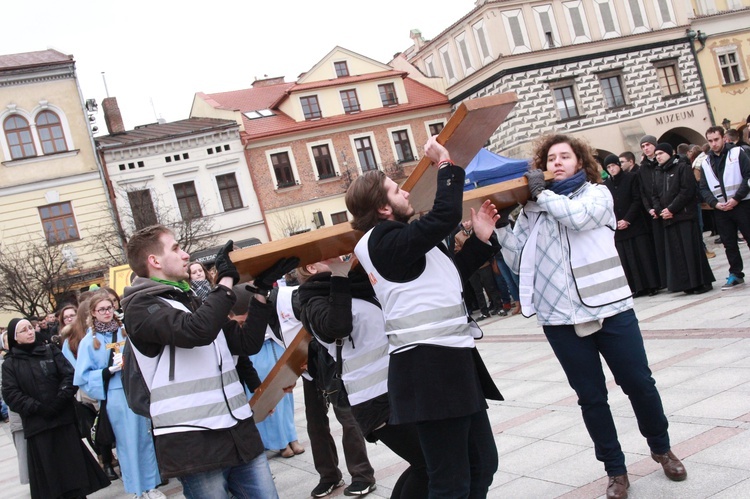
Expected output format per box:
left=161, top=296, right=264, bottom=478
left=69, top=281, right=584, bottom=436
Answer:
left=345, top=136, right=503, bottom=498
left=74, top=290, right=164, bottom=499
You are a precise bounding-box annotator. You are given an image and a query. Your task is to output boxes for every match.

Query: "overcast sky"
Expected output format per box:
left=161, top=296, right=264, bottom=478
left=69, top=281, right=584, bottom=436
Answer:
left=5, top=0, right=473, bottom=133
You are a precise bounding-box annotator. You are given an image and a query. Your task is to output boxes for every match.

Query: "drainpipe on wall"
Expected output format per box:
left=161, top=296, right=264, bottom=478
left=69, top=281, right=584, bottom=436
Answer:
left=686, top=28, right=716, bottom=127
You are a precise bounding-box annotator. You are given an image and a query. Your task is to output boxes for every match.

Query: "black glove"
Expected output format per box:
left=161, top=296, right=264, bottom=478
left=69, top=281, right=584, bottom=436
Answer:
left=214, top=240, right=240, bottom=285
left=253, top=257, right=301, bottom=293
left=525, top=170, right=547, bottom=200
left=37, top=404, right=56, bottom=419
left=49, top=397, right=67, bottom=414
left=495, top=204, right=518, bottom=228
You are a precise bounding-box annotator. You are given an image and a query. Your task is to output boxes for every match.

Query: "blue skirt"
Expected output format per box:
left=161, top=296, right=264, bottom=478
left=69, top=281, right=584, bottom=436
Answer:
left=250, top=340, right=299, bottom=450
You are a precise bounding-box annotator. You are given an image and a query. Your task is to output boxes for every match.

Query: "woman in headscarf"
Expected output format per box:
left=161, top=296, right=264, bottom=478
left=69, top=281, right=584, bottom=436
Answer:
left=1, top=317, right=110, bottom=498
left=652, top=143, right=715, bottom=294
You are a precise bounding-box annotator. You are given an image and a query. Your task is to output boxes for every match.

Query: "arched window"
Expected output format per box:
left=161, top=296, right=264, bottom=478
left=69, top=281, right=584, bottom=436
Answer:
left=4, top=115, right=37, bottom=159
left=36, top=110, right=67, bottom=154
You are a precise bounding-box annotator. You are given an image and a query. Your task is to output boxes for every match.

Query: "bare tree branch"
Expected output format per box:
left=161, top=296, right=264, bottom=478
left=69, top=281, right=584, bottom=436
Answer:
left=269, top=209, right=308, bottom=240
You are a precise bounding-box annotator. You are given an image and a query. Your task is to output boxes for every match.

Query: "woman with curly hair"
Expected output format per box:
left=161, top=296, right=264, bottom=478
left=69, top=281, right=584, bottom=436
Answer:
left=73, top=292, right=164, bottom=499
left=496, top=134, right=686, bottom=499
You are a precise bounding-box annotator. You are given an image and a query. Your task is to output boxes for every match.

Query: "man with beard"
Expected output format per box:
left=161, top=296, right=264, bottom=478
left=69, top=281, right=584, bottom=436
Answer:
left=345, top=136, right=503, bottom=498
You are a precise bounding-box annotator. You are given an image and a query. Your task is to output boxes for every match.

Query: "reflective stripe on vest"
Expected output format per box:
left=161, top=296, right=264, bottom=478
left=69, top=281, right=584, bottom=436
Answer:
left=142, top=297, right=252, bottom=435
left=702, top=148, right=750, bottom=202
left=354, top=230, right=475, bottom=353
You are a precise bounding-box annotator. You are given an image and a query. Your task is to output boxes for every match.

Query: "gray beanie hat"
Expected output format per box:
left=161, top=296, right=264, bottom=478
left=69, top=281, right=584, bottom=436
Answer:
left=640, top=135, right=658, bottom=147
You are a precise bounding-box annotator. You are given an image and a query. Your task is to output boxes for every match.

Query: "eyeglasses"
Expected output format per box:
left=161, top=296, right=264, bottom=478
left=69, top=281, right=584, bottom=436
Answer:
left=95, top=306, right=114, bottom=314
left=63, top=314, right=76, bottom=322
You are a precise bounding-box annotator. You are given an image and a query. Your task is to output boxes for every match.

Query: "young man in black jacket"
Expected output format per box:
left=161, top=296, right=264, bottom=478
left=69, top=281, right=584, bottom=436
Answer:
left=121, top=225, right=283, bottom=499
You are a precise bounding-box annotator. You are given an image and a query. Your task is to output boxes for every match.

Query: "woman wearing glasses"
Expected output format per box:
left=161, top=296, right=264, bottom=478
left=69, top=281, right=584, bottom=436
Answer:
left=74, top=291, right=165, bottom=499
left=2, top=317, right=110, bottom=498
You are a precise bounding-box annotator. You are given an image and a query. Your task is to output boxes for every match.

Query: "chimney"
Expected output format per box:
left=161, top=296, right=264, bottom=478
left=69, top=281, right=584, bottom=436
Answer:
left=410, top=29, right=425, bottom=50
left=252, top=76, right=286, bottom=88
left=102, top=97, right=126, bottom=134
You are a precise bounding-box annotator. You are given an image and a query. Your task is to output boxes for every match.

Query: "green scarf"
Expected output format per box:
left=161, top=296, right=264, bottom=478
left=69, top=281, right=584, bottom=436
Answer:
left=150, top=277, right=191, bottom=292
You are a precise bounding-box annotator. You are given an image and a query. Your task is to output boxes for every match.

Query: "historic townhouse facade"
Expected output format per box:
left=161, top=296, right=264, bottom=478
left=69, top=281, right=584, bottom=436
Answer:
left=686, top=0, right=750, bottom=132
left=191, top=47, right=451, bottom=240
left=0, top=49, right=121, bottom=320
left=398, top=0, right=712, bottom=159
left=96, top=101, right=268, bottom=261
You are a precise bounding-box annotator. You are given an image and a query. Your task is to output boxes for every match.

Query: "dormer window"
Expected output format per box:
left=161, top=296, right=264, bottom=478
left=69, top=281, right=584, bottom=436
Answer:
left=378, top=83, right=398, bottom=106
left=334, top=61, right=350, bottom=77
left=300, top=96, right=322, bottom=120
left=340, top=89, right=360, bottom=114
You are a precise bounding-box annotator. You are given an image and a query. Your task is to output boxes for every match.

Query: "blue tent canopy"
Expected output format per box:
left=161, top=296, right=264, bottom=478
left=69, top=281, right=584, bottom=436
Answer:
left=464, top=148, right=530, bottom=191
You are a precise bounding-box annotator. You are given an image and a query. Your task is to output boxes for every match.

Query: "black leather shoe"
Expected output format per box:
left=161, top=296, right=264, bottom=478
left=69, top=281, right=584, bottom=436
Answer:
left=651, top=450, right=687, bottom=481
left=606, top=474, right=629, bottom=499
left=103, top=464, right=119, bottom=480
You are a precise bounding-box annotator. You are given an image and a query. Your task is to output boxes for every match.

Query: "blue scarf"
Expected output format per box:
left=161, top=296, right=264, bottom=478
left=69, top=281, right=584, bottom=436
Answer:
left=548, top=169, right=587, bottom=196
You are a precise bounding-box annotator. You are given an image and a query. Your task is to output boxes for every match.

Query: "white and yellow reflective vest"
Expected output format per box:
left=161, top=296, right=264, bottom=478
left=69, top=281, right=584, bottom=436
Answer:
left=131, top=297, right=252, bottom=436
left=355, top=230, right=475, bottom=354
left=701, top=148, right=750, bottom=203
left=313, top=298, right=389, bottom=406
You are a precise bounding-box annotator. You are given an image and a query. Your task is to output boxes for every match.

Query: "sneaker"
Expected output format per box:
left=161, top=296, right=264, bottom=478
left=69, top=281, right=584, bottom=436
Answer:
left=145, top=490, right=166, bottom=499
left=493, top=308, right=507, bottom=317
left=705, top=249, right=716, bottom=259
left=344, top=481, right=377, bottom=496
left=721, top=274, right=745, bottom=290
left=312, top=479, right=345, bottom=498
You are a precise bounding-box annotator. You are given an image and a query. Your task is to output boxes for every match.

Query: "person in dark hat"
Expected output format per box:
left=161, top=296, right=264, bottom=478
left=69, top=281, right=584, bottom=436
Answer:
left=2, top=318, right=111, bottom=498
left=652, top=144, right=715, bottom=294
left=637, top=135, right=668, bottom=290
left=603, top=155, right=661, bottom=297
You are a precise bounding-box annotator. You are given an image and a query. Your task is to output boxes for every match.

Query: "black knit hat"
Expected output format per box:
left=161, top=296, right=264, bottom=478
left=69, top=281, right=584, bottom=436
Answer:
left=655, top=143, right=674, bottom=156
left=603, top=154, right=621, bottom=168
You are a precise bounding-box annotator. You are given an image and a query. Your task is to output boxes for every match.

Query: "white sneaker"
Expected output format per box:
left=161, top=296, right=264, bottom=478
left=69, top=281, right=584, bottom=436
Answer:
left=146, top=490, right=167, bottom=499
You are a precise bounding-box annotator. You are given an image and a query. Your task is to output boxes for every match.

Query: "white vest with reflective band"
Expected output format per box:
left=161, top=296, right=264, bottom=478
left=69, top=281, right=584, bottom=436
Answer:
left=133, top=297, right=252, bottom=436
left=315, top=298, right=389, bottom=406
left=275, top=286, right=302, bottom=347
left=702, top=148, right=750, bottom=202
left=519, top=213, right=631, bottom=315
left=354, top=229, right=475, bottom=354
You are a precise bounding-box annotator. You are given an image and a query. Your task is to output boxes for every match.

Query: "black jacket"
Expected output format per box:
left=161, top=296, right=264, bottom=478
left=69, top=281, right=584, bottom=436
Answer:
left=1, top=343, right=77, bottom=438
left=638, top=156, right=659, bottom=212
left=604, top=171, right=650, bottom=241
left=121, top=278, right=271, bottom=478
left=653, top=154, right=697, bottom=226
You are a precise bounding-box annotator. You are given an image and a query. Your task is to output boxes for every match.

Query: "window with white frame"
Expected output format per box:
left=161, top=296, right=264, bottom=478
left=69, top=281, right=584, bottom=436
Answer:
left=562, top=1, right=591, bottom=44
left=308, top=141, right=338, bottom=180
left=593, top=0, right=620, bottom=38
left=598, top=71, right=627, bottom=108
left=695, top=0, right=717, bottom=15
left=455, top=32, right=475, bottom=75
left=426, top=120, right=446, bottom=137
left=472, top=20, right=493, bottom=65
left=550, top=80, right=582, bottom=121
left=501, top=9, right=531, bottom=54
left=389, top=128, right=415, bottom=163
left=267, top=148, right=300, bottom=189
left=716, top=47, right=746, bottom=85
left=424, top=55, right=436, bottom=77
left=39, top=201, right=79, bottom=244
left=36, top=111, right=68, bottom=154
left=654, top=0, right=676, bottom=28
left=532, top=5, right=561, bottom=49
left=351, top=134, right=380, bottom=173
left=438, top=44, right=457, bottom=84
left=654, top=60, right=683, bottom=97
left=624, top=0, right=649, bottom=34
left=216, top=173, right=243, bottom=211
left=4, top=115, right=37, bottom=159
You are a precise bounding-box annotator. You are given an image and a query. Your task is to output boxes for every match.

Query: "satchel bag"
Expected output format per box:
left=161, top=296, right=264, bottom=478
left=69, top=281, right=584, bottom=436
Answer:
left=91, top=346, right=116, bottom=446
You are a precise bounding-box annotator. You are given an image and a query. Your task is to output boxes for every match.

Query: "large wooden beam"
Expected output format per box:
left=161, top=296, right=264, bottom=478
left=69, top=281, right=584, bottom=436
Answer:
left=232, top=92, right=518, bottom=279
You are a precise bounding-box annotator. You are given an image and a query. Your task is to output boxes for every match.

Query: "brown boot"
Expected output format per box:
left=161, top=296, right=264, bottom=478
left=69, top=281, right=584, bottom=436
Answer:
left=606, top=474, right=629, bottom=499
left=651, top=450, right=687, bottom=481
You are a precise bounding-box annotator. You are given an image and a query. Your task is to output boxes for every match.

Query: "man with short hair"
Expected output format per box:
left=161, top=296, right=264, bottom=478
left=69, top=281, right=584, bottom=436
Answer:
left=618, top=151, right=637, bottom=173
left=638, top=135, right=667, bottom=288
left=345, top=136, right=503, bottom=498
left=121, top=225, right=280, bottom=498
left=699, top=126, right=750, bottom=290
left=726, top=128, right=750, bottom=156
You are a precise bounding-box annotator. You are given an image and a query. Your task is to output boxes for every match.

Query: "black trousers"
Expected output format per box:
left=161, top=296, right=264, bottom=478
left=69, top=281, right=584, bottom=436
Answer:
left=714, top=200, right=750, bottom=278
left=302, top=377, right=375, bottom=484
left=372, top=423, right=428, bottom=498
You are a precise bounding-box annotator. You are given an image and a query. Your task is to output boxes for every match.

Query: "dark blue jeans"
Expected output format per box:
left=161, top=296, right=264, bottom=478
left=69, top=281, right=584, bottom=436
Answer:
left=543, top=309, right=670, bottom=476
left=416, top=409, right=497, bottom=499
